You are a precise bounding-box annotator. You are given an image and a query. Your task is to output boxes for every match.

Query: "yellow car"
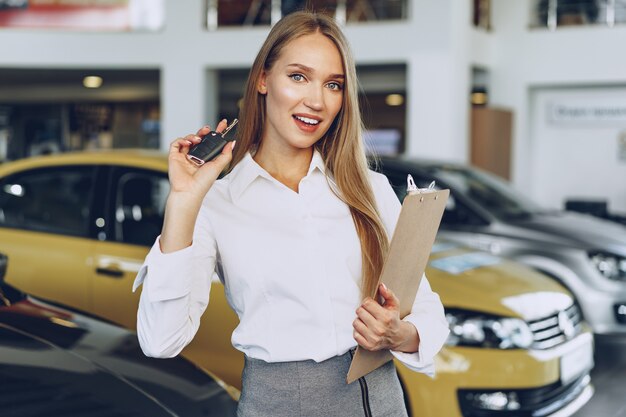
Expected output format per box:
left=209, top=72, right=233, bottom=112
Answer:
left=0, top=151, right=594, bottom=417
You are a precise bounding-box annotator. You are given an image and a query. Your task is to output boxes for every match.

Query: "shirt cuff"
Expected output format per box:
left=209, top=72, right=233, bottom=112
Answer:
left=390, top=349, right=435, bottom=377
left=132, top=235, right=196, bottom=301
left=390, top=314, right=450, bottom=377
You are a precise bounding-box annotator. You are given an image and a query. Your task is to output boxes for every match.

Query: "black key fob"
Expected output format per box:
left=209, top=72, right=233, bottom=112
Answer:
left=187, top=119, right=238, bottom=166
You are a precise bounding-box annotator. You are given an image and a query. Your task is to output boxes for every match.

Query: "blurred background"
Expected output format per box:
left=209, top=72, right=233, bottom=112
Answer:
left=1, top=0, right=625, bottom=217
left=1, top=1, right=626, bottom=417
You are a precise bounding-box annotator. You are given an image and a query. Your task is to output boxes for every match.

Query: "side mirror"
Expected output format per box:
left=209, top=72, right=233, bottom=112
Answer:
left=0, top=253, right=7, bottom=283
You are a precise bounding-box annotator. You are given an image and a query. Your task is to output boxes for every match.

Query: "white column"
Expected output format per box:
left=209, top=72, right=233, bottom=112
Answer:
left=406, top=53, right=463, bottom=161
left=159, top=0, right=209, bottom=151
left=160, top=61, right=206, bottom=152
left=490, top=0, right=532, bottom=189
left=204, top=69, right=219, bottom=128
left=403, top=0, right=469, bottom=162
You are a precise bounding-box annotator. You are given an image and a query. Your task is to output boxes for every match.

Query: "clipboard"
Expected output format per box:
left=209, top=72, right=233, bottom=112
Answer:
left=346, top=176, right=449, bottom=384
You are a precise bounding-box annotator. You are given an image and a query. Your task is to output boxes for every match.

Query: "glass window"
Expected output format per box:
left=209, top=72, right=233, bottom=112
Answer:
left=383, top=170, right=409, bottom=203
left=214, top=0, right=272, bottom=27
left=113, top=170, right=168, bottom=246
left=0, top=68, right=160, bottom=162
left=384, top=168, right=486, bottom=226
left=422, top=166, right=543, bottom=221
left=206, top=0, right=408, bottom=29
left=473, top=0, right=491, bottom=30
left=0, top=166, right=94, bottom=237
left=532, top=0, right=626, bottom=28
left=342, top=0, right=408, bottom=22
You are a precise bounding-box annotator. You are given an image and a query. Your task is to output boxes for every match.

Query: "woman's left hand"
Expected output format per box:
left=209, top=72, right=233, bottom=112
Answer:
left=352, top=283, right=419, bottom=353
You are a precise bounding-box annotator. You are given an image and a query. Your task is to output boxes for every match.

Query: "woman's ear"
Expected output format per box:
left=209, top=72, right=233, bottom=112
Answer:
left=257, top=71, right=268, bottom=95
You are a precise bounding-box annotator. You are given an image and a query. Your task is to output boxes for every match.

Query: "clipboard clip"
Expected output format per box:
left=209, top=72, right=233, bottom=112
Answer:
left=407, top=175, right=436, bottom=194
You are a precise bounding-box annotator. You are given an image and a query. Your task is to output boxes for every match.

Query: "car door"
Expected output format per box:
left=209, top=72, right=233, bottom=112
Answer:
left=0, top=165, right=97, bottom=311
left=91, top=166, right=168, bottom=329
left=91, top=164, right=243, bottom=388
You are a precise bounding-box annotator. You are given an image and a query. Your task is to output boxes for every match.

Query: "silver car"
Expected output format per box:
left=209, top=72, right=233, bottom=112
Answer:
left=378, top=156, right=626, bottom=336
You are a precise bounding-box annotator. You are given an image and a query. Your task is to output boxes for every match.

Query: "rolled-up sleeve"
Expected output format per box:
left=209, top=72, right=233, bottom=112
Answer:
left=133, top=203, right=217, bottom=358
left=371, top=170, right=450, bottom=376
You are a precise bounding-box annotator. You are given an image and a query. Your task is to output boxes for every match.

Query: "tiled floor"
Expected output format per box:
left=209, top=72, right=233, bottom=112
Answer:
left=572, top=335, right=626, bottom=417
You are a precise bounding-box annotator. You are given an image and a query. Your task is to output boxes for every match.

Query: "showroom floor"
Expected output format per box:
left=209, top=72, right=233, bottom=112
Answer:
left=572, top=336, right=626, bottom=417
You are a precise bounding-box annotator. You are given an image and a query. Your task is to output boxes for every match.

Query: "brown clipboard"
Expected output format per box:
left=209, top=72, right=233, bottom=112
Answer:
left=346, top=179, right=449, bottom=384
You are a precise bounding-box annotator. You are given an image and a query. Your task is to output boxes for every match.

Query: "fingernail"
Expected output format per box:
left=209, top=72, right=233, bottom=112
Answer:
left=232, top=140, right=237, bottom=150
left=381, top=283, right=387, bottom=291
left=221, top=118, right=227, bottom=124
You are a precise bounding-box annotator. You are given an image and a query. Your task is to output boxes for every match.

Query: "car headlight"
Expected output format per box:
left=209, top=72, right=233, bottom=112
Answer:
left=445, top=308, right=534, bottom=349
left=588, top=251, right=626, bottom=282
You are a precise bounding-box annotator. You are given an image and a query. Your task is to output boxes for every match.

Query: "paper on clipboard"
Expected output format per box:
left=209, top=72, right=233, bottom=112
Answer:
left=346, top=176, right=449, bottom=384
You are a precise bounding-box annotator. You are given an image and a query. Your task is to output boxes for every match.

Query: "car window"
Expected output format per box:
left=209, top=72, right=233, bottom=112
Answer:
left=385, top=172, right=409, bottom=203
left=384, top=170, right=485, bottom=226
left=424, top=166, right=542, bottom=220
left=113, top=170, right=168, bottom=246
left=0, top=166, right=94, bottom=237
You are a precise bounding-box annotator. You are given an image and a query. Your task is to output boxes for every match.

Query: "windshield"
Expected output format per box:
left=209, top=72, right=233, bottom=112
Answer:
left=424, top=165, right=544, bottom=220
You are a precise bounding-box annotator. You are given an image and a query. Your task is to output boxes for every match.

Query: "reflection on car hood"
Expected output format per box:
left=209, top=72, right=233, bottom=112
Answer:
left=0, top=289, right=237, bottom=417
left=507, top=211, right=626, bottom=255
left=0, top=321, right=178, bottom=417
left=427, top=245, right=571, bottom=318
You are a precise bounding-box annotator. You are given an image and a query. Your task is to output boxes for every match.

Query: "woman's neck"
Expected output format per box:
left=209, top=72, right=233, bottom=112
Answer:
left=253, top=142, right=313, bottom=193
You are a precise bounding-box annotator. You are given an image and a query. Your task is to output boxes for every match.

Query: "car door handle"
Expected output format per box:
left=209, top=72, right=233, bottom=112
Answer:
left=96, top=266, right=124, bottom=278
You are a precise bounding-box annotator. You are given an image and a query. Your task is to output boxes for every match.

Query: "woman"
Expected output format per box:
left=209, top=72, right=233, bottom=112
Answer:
left=134, top=11, right=449, bottom=417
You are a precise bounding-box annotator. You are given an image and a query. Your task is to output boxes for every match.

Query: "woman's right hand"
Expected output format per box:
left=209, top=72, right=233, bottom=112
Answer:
left=167, top=119, right=235, bottom=198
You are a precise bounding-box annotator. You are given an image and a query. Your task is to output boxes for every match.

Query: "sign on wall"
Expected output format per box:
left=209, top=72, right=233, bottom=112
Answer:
left=548, top=97, right=626, bottom=125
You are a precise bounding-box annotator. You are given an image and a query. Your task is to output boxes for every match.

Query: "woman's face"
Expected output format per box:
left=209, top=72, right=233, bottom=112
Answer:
left=258, top=32, right=345, bottom=152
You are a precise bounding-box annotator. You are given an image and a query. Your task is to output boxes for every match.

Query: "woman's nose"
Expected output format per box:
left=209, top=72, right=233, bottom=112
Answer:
left=303, top=85, right=324, bottom=111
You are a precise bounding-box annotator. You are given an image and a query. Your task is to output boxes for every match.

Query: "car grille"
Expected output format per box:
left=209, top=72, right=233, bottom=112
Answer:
left=528, top=303, right=583, bottom=350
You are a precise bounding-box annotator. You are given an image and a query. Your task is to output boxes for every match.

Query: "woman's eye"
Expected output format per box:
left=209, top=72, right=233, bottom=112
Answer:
left=290, top=74, right=305, bottom=82
left=327, top=82, right=343, bottom=91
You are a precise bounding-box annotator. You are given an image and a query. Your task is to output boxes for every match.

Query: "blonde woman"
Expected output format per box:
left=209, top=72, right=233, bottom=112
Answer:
left=134, top=11, right=449, bottom=417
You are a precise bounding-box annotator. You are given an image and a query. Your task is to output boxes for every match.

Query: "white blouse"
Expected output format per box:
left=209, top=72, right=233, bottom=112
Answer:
left=133, top=149, right=449, bottom=376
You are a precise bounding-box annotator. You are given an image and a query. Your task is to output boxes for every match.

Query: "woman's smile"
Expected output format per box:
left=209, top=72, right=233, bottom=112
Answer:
left=293, top=113, right=322, bottom=133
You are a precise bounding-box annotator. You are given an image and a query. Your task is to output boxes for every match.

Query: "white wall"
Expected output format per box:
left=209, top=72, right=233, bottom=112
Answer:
left=490, top=0, right=626, bottom=211
left=529, top=87, right=626, bottom=211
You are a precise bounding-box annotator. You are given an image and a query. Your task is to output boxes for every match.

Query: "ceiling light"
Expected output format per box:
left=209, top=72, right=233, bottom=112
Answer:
left=471, top=92, right=487, bottom=105
left=83, top=76, right=103, bottom=88
left=385, top=94, right=404, bottom=106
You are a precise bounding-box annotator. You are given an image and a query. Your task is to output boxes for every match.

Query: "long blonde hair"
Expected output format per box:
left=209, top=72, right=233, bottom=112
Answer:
left=229, top=11, right=389, bottom=300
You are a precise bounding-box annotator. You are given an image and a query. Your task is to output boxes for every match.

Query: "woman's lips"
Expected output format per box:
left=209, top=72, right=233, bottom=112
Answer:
left=292, top=115, right=321, bottom=133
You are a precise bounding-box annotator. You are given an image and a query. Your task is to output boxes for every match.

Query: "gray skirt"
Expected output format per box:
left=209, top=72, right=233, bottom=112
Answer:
left=237, top=348, right=409, bottom=417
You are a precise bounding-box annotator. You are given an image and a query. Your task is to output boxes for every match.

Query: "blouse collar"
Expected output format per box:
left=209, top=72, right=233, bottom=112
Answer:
left=228, top=148, right=326, bottom=202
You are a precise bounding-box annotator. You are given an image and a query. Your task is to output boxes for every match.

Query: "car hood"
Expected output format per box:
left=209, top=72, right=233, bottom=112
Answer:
left=505, top=211, right=626, bottom=255
left=426, top=244, right=572, bottom=320
left=0, top=291, right=237, bottom=417
left=0, top=321, right=178, bottom=417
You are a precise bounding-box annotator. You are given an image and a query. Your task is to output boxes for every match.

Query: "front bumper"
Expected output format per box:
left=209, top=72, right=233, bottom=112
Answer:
left=395, top=332, right=594, bottom=417
left=457, top=374, right=592, bottom=417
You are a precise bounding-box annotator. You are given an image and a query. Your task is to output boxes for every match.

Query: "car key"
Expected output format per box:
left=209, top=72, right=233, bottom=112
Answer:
left=187, top=119, right=238, bottom=166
